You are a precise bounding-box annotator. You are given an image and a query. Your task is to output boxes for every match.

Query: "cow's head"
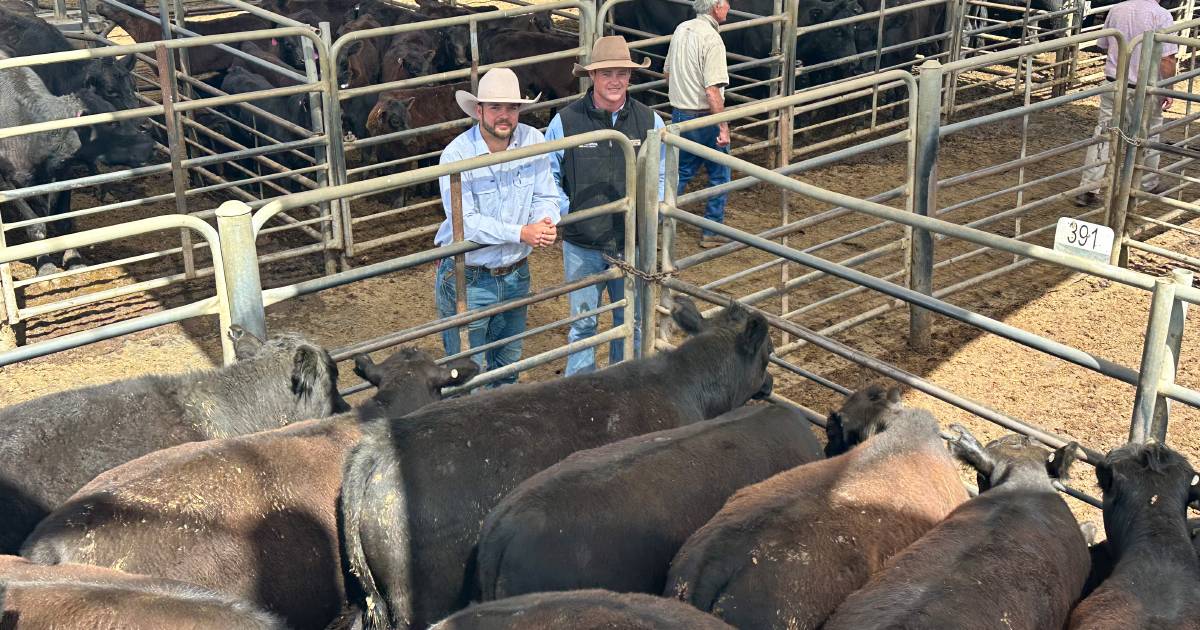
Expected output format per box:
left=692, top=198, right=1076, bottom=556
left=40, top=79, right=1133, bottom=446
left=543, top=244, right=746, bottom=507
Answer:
left=442, top=26, right=471, bottom=68
left=228, top=325, right=352, bottom=415
left=353, top=347, right=479, bottom=419
left=796, top=0, right=863, bottom=69
left=338, top=39, right=381, bottom=89
left=83, top=55, right=139, bottom=112
left=948, top=425, right=1081, bottom=493
left=669, top=296, right=773, bottom=416
left=824, top=381, right=902, bottom=456
left=368, top=93, right=416, bottom=136
left=398, top=46, right=438, bottom=80
left=1095, top=440, right=1200, bottom=549
left=73, top=89, right=156, bottom=168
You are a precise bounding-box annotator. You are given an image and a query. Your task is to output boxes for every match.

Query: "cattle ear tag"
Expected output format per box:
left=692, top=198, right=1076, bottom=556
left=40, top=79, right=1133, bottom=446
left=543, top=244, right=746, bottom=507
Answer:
left=75, top=109, right=84, bottom=118
left=271, top=38, right=278, bottom=45
left=450, top=368, right=459, bottom=379
left=1048, top=453, right=1055, bottom=463
left=1192, top=474, right=1198, bottom=486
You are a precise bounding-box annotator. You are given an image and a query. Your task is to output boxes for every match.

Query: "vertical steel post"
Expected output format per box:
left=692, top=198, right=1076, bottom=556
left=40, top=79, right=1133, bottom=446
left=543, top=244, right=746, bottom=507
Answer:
left=1148, top=268, right=1192, bottom=441
left=909, top=60, right=942, bottom=350
left=303, top=25, right=337, bottom=276
left=216, top=200, right=267, bottom=363
left=320, top=26, right=352, bottom=268
left=662, top=139, right=680, bottom=275
left=0, top=211, right=19, bottom=350
left=1129, top=274, right=1182, bottom=443
left=54, top=0, right=66, bottom=20
left=450, top=174, right=471, bottom=354
left=154, top=43, right=196, bottom=279
left=944, top=0, right=967, bottom=116
left=766, top=0, right=783, bottom=169
left=578, top=2, right=597, bottom=93
left=622, top=145, right=638, bottom=362
left=470, top=19, right=481, bottom=92
left=779, top=0, right=798, bottom=344
left=1109, top=35, right=1158, bottom=266
left=637, top=129, right=662, bottom=357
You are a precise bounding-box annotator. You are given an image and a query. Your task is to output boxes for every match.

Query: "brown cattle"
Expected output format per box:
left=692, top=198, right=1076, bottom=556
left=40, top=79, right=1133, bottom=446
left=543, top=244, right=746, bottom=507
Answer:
left=366, top=79, right=470, bottom=177
left=380, top=30, right=441, bottom=84
left=0, top=556, right=284, bottom=629
left=665, top=382, right=969, bottom=630
left=825, top=427, right=1090, bottom=630
left=97, top=5, right=270, bottom=76
left=481, top=28, right=578, bottom=102
left=20, top=348, right=478, bottom=630
left=432, top=590, right=734, bottom=629
left=335, top=14, right=385, bottom=142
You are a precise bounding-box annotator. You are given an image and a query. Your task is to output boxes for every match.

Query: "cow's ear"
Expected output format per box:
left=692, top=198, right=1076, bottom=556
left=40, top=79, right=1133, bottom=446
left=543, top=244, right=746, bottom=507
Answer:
left=886, top=385, right=903, bottom=406
left=809, top=6, right=824, bottom=21
left=948, top=424, right=996, bottom=481
left=229, top=325, right=265, bottom=360
left=118, top=53, right=136, bottom=71
left=292, top=346, right=329, bottom=401
left=824, top=410, right=847, bottom=457
left=352, top=353, right=382, bottom=386
left=1095, top=459, right=1114, bottom=494
left=1046, top=442, right=1081, bottom=482
left=737, top=313, right=769, bottom=355
left=435, top=358, right=480, bottom=388
left=401, top=96, right=417, bottom=108
left=422, top=48, right=436, bottom=62
left=670, top=296, right=706, bottom=335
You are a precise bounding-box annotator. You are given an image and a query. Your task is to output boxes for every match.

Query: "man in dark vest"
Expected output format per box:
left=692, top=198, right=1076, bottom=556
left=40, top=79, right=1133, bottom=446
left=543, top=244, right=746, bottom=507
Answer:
left=545, top=35, right=665, bottom=375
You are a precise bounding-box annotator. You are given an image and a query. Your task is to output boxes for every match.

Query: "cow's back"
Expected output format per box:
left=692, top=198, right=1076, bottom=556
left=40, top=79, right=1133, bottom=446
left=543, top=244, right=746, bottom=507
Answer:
left=432, top=589, right=735, bottom=629
left=0, top=383, right=189, bottom=553
left=21, top=416, right=362, bottom=630
left=825, top=490, right=1089, bottom=630
left=343, top=370, right=699, bottom=628
left=475, top=403, right=823, bottom=599
left=666, top=440, right=966, bottom=630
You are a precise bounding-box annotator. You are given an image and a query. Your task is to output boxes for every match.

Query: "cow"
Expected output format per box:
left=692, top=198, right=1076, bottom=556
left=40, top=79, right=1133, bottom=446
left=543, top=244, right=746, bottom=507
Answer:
left=474, top=402, right=823, bottom=600
left=219, top=64, right=313, bottom=180
left=1067, top=440, right=1200, bottom=630
left=380, top=30, right=441, bottom=84
left=96, top=5, right=273, bottom=76
left=230, top=40, right=301, bottom=88
left=366, top=80, right=470, bottom=203
left=267, top=0, right=359, bottom=33
left=824, top=426, right=1090, bottom=630
left=664, top=381, right=969, bottom=630
left=0, top=326, right=346, bottom=555
left=0, top=556, right=285, bottom=629
left=335, top=14, right=384, bottom=142
left=0, top=48, right=154, bottom=274
left=20, top=347, right=477, bottom=630
left=339, top=296, right=774, bottom=630
left=431, top=589, right=735, bottom=629
left=480, top=29, right=579, bottom=103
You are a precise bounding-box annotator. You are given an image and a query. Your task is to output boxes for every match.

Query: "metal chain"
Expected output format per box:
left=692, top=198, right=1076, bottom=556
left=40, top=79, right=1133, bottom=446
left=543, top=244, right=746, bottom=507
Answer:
left=602, top=253, right=677, bottom=283
left=1106, top=125, right=1145, bottom=148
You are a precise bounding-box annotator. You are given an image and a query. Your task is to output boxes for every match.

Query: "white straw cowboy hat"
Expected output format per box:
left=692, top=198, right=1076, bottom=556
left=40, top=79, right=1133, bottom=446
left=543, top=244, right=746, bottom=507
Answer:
left=455, top=68, right=541, bottom=119
left=572, top=35, right=650, bottom=78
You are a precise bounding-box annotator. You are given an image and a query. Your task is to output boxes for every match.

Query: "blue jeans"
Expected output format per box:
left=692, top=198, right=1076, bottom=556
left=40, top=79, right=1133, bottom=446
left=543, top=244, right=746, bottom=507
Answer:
left=563, top=241, right=641, bottom=376
left=435, top=257, right=530, bottom=387
left=672, top=109, right=731, bottom=237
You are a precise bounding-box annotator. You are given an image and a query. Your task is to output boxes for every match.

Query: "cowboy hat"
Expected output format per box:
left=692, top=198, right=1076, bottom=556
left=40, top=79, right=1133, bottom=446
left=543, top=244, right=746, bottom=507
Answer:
left=572, top=35, right=650, bottom=78
left=455, top=68, right=541, bottom=120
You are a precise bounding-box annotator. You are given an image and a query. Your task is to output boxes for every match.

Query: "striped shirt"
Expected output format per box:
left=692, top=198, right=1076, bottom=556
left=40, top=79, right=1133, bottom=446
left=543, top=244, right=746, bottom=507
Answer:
left=1100, top=0, right=1177, bottom=84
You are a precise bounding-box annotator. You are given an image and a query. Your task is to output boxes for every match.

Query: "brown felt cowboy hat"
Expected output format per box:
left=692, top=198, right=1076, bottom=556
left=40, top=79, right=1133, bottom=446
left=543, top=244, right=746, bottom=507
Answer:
left=455, top=68, right=541, bottom=120
left=572, top=36, right=651, bottom=78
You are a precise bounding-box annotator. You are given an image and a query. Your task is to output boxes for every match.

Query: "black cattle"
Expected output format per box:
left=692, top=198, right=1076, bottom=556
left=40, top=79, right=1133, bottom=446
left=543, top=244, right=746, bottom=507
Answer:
left=0, top=327, right=346, bottom=555
left=475, top=402, right=823, bottom=600
left=21, top=347, right=476, bottom=630
left=96, top=4, right=272, bottom=77
left=230, top=41, right=302, bottom=88
left=340, top=296, right=774, bottom=630
left=0, top=556, right=285, bottom=629
left=0, top=49, right=154, bottom=274
left=665, top=382, right=969, bottom=630
left=219, top=65, right=312, bottom=178
left=1067, top=440, right=1200, bottom=630
left=825, top=426, right=1089, bottom=630
left=431, top=590, right=735, bottom=629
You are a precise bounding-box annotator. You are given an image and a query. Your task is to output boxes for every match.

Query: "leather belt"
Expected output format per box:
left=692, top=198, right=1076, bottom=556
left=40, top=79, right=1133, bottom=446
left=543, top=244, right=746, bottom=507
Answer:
left=468, top=258, right=527, bottom=277
left=674, top=107, right=711, bottom=116
left=1105, top=76, right=1138, bottom=89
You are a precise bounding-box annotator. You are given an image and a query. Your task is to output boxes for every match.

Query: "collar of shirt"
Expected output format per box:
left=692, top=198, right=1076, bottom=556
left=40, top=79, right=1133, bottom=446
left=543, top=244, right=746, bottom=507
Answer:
left=698, top=14, right=720, bottom=31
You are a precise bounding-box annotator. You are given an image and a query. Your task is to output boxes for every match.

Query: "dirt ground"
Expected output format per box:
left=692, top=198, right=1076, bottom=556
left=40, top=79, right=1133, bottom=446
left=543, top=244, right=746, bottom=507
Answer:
left=4, top=51, right=1200, bottom=533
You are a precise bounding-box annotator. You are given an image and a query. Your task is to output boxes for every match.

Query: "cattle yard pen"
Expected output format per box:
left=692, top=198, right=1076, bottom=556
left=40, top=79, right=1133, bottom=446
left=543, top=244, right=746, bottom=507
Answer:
left=3, top=0, right=1200, bottom=505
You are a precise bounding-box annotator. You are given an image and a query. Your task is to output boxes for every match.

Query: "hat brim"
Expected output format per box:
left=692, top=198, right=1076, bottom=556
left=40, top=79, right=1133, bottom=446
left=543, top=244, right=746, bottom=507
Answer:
left=456, top=91, right=542, bottom=120
left=572, top=57, right=651, bottom=78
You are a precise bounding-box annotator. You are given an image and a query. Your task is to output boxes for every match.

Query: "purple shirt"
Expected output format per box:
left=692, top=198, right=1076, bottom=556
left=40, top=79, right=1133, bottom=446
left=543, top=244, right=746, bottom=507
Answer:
left=1099, top=0, right=1177, bottom=84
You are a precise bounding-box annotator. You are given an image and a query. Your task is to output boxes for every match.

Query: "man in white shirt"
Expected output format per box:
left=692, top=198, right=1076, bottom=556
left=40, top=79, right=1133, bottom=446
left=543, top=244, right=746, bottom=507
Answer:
left=434, top=68, right=560, bottom=387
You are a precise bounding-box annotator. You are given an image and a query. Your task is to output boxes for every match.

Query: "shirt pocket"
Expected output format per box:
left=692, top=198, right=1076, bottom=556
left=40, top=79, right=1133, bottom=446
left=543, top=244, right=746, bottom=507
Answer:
left=514, top=162, right=536, bottom=190
left=470, top=174, right=501, bottom=215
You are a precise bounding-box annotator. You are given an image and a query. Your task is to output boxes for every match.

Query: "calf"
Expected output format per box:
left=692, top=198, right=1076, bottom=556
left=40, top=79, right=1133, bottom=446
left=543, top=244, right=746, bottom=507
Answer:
left=0, top=556, right=284, bottom=629
left=431, top=590, right=734, bottom=629
left=335, top=14, right=384, bottom=142
left=0, top=327, right=346, bottom=554
left=664, top=382, right=969, bottom=630
left=1067, top=440, right=1200, bottom=629
left=366, top=80, right=469, bottom=201
left=230, top=40, right=301, bottom=88
left=219, top=65, right=312, bottom=176
left=380, top=30, right=441, bottom=84
left=481, top=28, right=578, bottom=102
left=21, top=347, right=476, bottom=630
left=475, top=402, right=823, bottom=600
left=825, top=426, right=1090, bottom=630
left=340, top=297, right=774, bottom=630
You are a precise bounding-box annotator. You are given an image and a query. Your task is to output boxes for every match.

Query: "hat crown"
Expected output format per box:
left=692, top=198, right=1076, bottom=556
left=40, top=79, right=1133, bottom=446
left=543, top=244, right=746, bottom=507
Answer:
left=591, top=35, right=634, bottom=62
left=475, top=67, right=523, bottom=102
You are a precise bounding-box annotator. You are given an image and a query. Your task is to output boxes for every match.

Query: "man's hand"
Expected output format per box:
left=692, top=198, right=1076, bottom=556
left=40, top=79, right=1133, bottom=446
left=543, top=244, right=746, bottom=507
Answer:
left=520, top=217, right=557, bottom=248
left=717, top=123, right=730, bottom=148
left=1164, top=97, right=1174, bottom=111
